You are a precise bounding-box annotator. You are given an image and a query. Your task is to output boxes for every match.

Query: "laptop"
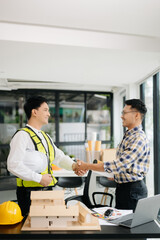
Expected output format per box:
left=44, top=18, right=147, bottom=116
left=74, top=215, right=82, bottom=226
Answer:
left=109, top=194, right=160, bottom=228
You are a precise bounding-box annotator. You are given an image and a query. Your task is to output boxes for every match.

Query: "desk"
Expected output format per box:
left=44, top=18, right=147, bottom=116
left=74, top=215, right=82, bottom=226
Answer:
left=53, top=169, right=86, bottom=177
left=0, top=220, right=160, bottom=239
left=53, top=169, right=109, bottom=178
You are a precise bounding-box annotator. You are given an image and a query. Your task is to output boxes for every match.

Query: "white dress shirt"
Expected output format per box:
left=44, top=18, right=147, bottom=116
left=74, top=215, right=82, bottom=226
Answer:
left=7, top=125, right=74, bottom=183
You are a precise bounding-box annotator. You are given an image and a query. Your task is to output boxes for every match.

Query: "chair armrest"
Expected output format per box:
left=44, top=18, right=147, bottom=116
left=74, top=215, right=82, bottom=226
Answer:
left=65, top=195, right=84, bottom=205
left=92, top=192, right=113, bottom=207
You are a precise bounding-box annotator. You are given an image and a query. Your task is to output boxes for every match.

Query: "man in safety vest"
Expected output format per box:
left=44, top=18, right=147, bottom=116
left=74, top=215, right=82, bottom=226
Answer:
left=7, top=96, right=83, bottom=216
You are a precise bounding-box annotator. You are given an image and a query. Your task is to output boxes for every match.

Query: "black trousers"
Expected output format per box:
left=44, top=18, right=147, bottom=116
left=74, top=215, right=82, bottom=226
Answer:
left=16, top=186, right=53, bottom=217
left=115, top=180, right=148, bottom=211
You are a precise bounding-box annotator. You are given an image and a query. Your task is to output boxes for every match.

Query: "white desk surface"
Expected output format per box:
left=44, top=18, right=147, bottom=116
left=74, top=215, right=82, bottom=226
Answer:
left=52, top=169, right=112, bottom=178
left=52, top=169, right=87, bottom=177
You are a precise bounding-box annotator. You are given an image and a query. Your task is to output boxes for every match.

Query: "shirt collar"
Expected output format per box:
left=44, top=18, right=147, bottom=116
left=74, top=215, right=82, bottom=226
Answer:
left=26, top=124, right=42, bottom=134
left=125, top=124, right=142, bottom=136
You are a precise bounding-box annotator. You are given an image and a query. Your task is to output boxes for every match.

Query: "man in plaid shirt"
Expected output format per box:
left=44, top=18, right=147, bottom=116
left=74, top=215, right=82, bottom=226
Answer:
left=76, top=99, right=150, bottom=211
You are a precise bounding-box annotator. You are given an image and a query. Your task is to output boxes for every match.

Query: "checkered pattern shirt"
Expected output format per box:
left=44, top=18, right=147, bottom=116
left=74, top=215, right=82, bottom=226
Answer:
left=104, top=125, right=150, bottom=184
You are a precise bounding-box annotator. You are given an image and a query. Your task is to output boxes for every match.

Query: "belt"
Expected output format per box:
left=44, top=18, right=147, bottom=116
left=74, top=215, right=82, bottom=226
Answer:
left=17, top=186, right=53, bottom=191
left=117, top=180, right=144, bottom=187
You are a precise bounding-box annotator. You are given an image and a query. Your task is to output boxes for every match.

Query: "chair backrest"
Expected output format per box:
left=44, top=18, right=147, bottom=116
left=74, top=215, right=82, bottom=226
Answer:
left=64, top=170, right=93, bottom=208
left=65, top=170, right=113, bottom=209
left=82, top=170, right=93, bottom=208
left=98, top=176, right=117, bottom=188
left=82, top=170, right=113, bottom=208
left=57, top=177, right=83, bottom=188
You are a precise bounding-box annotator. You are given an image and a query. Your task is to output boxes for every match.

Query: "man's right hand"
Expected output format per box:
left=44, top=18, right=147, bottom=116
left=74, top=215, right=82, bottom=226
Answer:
left=72, top=161, right=88, bottom=176
left=40, top=174, right=52, bottom=187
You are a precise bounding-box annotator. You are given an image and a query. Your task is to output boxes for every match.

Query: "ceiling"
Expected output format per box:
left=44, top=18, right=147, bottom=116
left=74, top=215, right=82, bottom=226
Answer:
left=0, top=0, right=160, bottom=92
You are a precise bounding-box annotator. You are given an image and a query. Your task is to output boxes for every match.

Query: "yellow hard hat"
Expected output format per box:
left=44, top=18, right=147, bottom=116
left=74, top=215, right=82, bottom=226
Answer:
left=0, top=201, right=23, bottom=225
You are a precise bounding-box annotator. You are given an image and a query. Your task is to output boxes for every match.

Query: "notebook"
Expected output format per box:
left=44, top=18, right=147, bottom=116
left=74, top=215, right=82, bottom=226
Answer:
left=109, top=194, right=160, bottom=228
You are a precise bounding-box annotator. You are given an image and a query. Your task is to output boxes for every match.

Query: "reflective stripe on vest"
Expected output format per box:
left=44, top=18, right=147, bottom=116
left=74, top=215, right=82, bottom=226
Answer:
left=16, top=127, right=57, bottom=187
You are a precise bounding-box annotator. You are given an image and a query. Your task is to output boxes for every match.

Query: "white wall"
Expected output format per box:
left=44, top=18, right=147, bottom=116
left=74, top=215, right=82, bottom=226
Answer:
left=113, top=89, right=124, bottom=147
left=113, top=83, right=140, bottom=146
left=125, top=83, right=140, bottom=99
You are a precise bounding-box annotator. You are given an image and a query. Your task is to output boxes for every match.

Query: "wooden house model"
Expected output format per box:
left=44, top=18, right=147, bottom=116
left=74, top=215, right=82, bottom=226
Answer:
left=22, top=190, right=100, bottom=231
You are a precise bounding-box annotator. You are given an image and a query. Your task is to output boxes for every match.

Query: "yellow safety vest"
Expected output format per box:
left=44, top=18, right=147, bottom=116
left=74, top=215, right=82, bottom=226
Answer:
left=16, top=126, right=57, bottom=187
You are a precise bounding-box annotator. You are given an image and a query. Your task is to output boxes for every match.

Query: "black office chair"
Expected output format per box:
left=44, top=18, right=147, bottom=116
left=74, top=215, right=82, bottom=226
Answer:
left=65, top=170, right=113, bottom=208
left=57, top=177, right=84, bottom=195
left=98, top=176, right=117, bottom=205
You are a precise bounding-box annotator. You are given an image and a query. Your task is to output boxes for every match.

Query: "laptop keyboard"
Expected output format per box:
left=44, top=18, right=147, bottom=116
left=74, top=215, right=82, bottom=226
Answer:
left=120, top=218, right=133, bottom=226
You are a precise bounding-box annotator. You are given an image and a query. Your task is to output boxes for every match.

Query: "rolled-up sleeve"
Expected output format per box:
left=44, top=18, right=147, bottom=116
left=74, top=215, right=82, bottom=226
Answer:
left=53, top=144, right=74, bottom=171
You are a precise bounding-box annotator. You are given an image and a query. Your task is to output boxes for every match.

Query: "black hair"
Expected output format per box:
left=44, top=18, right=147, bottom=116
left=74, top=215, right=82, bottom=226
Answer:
left=125, top=99, right=147, bottom=119
left=24, top=96, right=48, bottom=120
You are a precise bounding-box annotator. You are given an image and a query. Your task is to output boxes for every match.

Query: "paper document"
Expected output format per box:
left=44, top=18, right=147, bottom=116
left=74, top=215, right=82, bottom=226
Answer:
left=92, top=207, right=133, bottom=226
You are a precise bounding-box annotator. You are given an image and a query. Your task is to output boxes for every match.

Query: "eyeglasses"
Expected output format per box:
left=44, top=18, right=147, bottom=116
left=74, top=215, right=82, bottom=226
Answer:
left=121, top=111, right=138, bottom=115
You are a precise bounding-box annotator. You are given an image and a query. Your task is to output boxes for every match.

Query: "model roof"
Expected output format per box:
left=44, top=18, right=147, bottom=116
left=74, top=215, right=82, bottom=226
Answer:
left=31, top=190, right=64, bottom=200
left=29, top=205, right=79, bottom=217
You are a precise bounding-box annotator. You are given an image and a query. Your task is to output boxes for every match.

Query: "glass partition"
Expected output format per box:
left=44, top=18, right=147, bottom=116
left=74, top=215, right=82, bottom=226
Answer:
left=0, top=89, right=113, bottom=174
left=59, top=93, right=85, bottom=142
left=141, top=77, right=154, bottom=196
left=86, top=93, right=112, bottom=149
left=0, top=93, right=25, bottom=176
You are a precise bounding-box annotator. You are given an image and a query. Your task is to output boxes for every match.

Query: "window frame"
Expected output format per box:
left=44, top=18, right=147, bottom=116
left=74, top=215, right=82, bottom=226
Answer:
left=140, top=72, right=160, bottom=194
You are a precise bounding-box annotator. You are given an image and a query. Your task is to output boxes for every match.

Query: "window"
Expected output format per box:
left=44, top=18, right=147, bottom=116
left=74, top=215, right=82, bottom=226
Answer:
left=0, top=89, right=113, bottom=177
left=141, top=77, right=154, bottom=196
left=59, top=93, right=85, bottom=142
left=86, top=93, right=112, bottom=148
left=0, top=92, right=25, bottom=176
left=140, top=72, right=160, bottom=195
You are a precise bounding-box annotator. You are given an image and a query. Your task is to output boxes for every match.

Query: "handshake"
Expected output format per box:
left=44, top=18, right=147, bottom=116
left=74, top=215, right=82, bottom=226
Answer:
left=72, top=160, right=89, bottom=176
left=72, top=160, right=105, bottom=176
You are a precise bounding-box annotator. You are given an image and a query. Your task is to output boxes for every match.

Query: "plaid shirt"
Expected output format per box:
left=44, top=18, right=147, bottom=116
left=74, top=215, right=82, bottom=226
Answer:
left=104, top=125, right=150, bottom=184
